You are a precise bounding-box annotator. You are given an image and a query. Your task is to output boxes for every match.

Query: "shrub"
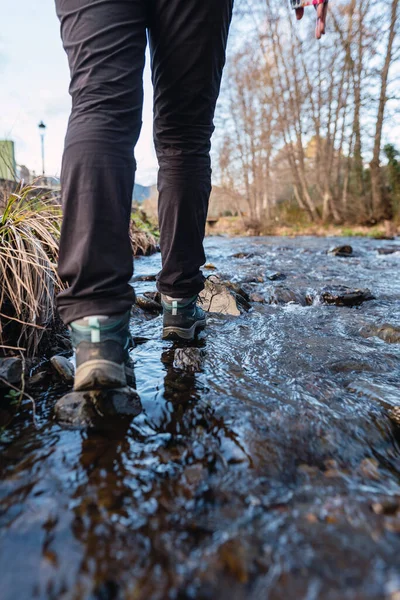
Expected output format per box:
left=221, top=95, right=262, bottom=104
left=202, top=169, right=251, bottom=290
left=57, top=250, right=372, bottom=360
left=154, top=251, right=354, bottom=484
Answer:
left=130, top=209, right=158, bottom=255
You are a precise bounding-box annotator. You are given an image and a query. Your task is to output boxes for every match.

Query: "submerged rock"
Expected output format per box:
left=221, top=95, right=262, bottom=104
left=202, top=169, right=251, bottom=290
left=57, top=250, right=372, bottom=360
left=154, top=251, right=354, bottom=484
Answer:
left=54, top=387, right=142, bottom=427
left=328, top=359, right=375, bottom=374
left=359, top=323, right=400, bottom=344
left=348, top=380, right=400, bottom=425
left=0, top=357, right=22, bottom=388
left=318, top=285, right=375, bottom=307
left=51, top=355, right=74, bottom=384
left=232, top=252, right=256, bottom=259
left=269, top=286, right=307, bottom=306
left=131, top=273, right=158, bottom=282
left=250, top=292, right=266, bottom=303
left=377, top=246, right=400, bottom=255
left=173, top=348, right=206, bottom=372
left=328, top=245, right=353, bottom=257
left=266, top=272, right=286, bottom=281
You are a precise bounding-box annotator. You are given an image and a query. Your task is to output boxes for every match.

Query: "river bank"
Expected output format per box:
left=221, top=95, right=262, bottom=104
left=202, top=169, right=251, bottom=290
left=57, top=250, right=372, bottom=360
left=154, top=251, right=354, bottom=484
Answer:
left=1, top=235, right=400, bottom=599
left=205, top=216, right=400, bottom=239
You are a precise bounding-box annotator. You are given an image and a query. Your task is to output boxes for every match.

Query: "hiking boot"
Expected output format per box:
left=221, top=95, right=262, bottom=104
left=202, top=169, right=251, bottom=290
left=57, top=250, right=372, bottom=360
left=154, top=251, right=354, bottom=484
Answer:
left=70, top=311, right=131, bottom=391
left=161, top=294, right=206, bottom=340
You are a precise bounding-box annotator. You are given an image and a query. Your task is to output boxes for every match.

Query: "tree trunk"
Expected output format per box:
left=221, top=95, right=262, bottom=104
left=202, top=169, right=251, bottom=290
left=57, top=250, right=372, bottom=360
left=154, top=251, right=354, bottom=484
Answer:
left=370, top=0, right=398, bottom=221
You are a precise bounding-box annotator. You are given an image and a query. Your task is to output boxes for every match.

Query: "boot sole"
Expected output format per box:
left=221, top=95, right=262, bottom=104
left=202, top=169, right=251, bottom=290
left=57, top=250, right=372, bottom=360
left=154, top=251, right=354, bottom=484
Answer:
left=162, top=319, right=206, bottom=341
left=74, top=360, right=127, bottom=392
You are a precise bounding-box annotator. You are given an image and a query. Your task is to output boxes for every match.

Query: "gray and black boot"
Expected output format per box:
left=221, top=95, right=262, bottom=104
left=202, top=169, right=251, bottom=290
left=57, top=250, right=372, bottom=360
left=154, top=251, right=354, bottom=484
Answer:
left=161, top=295, right=206, bottom=340
left=69, top=311, right=131, bottom=391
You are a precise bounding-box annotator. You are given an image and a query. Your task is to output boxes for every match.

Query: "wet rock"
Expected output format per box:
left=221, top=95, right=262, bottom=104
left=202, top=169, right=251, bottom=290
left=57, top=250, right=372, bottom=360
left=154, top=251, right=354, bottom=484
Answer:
left=371, top=499, right=399, bottom=516
left=359, top=323, right=400, bottom=344
left=266, top=271, right=286, bottom=281
left=328, top=359, right=374, bottom=374
left=135, top=292, right=162, bottom=313
left=173, top=348, right=205, bottom=372
left=26, top=370, right=48, bottom=389
left=328, top=245, right=353, bottom=257
left=348, top=380, right=400, bottom=425
left=359, top=458, right=380, bottom=481
left=232, top=252, right=255, bottom=259
left=223, top=281, right=251, bottom=310
left=54, top=387, right=142, bottom=427
left=54, top=391, right=97, bottom=427
left=269, top=286, right=307, bottom=306
left=239, top=274, right=264, bottom=284
left=0, top=357, right=22, bottom=388
left=348, top=380, right=399, bottom=408
left=250, top=292, right=265, bottom=303
left=199, top=277, right=241, bottom=316
left=318, top=285, right=375, bottom=307
left=131, top=273, right=157, bottom=282
left=388, top=406, right=400, bottom=427
left=372, top=234, right=395, bottom=240
left=50, top=355, right=74, bottom=384
left=377, top=246, right=400, bottom=255
left=144, top=290, right=162, bottom=303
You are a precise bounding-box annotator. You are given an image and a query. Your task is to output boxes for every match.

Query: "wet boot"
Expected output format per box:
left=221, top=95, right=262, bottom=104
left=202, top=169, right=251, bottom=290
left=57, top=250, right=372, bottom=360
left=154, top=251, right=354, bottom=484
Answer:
left=161, top=295, right=206, bottom=341
left=69, top=311, right=131, bottom=391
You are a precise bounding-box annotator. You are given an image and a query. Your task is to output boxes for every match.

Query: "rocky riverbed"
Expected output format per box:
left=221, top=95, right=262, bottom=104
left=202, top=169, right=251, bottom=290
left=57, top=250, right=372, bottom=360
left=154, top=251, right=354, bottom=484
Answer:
left=1, top=235, right=400, bottom=599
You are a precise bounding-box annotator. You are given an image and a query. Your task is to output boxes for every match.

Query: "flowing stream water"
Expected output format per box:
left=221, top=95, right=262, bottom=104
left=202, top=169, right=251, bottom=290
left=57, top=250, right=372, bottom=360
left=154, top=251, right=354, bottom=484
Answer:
left=1, top=235, right=400, bottom=600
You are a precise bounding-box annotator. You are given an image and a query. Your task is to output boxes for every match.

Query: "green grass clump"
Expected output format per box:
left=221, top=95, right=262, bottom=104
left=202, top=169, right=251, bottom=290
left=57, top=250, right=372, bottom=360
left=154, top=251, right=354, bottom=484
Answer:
left=339, top=228, right=365, bottom=237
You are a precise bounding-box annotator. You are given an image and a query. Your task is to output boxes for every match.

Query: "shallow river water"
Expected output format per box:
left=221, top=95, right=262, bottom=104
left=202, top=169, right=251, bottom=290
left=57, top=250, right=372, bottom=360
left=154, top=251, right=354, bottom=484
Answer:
left=1, top=235, right=400, bottom=600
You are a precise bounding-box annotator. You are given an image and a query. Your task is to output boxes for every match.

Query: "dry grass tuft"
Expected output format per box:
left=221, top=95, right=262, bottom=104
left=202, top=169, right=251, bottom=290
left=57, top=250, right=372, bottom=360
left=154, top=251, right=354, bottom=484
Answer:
left=0, top=185, right=63, bottom=356
left=130, top=226, right=158, bottom=256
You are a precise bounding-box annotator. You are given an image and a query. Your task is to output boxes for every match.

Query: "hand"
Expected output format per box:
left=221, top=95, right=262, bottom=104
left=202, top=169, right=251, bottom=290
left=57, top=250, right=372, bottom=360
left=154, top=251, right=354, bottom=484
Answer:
left=295, top=1, right=328, bottom=40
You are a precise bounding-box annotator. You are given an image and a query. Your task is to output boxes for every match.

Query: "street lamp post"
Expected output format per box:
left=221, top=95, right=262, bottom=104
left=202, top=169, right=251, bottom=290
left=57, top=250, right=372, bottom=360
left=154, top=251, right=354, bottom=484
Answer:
left=38, top=121, right=46, bottom=178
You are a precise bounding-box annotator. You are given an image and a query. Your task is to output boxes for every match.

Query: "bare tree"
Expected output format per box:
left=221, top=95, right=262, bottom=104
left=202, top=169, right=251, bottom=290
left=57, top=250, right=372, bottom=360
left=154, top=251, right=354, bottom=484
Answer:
left=214, top=0, right=400, bottom=227
left=370, top=0, right=399, bottom=220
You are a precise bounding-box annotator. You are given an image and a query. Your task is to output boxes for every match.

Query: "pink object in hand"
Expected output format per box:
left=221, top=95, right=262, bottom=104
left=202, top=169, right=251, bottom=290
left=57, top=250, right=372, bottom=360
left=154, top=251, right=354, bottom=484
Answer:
left=291, top=0, right=327, bottom=8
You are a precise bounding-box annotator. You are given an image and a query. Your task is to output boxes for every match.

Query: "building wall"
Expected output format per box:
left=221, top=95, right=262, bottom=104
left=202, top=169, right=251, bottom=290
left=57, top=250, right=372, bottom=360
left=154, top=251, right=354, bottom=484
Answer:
left=0, top=140, right=16, bottom=181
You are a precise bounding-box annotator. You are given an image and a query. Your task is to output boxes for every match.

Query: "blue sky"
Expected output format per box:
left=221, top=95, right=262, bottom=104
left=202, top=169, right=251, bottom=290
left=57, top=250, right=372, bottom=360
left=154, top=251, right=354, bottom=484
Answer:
left=0, top=0, right=157, bottom=184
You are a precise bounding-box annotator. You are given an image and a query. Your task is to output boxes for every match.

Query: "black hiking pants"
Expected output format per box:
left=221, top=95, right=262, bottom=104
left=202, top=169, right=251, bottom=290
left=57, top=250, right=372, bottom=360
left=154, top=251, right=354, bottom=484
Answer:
left=55, top=0, right=233, bottom=324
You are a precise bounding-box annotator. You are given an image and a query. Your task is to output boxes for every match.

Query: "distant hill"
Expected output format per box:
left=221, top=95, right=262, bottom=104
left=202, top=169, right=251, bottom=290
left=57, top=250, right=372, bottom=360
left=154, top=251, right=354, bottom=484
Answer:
left=133, top=183, right=156, bottom=204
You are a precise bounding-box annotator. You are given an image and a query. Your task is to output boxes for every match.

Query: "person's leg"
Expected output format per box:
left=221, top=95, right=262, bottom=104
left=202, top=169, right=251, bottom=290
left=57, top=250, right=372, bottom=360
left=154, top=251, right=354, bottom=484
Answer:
left=55, top=0, right=148, bottom=325
left=148, top=0, right=234, bottom=299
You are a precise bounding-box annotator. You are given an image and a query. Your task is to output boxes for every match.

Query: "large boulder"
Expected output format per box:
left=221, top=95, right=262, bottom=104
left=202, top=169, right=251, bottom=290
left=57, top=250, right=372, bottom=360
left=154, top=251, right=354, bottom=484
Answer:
left=199, top=277, right=243, bottom=316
